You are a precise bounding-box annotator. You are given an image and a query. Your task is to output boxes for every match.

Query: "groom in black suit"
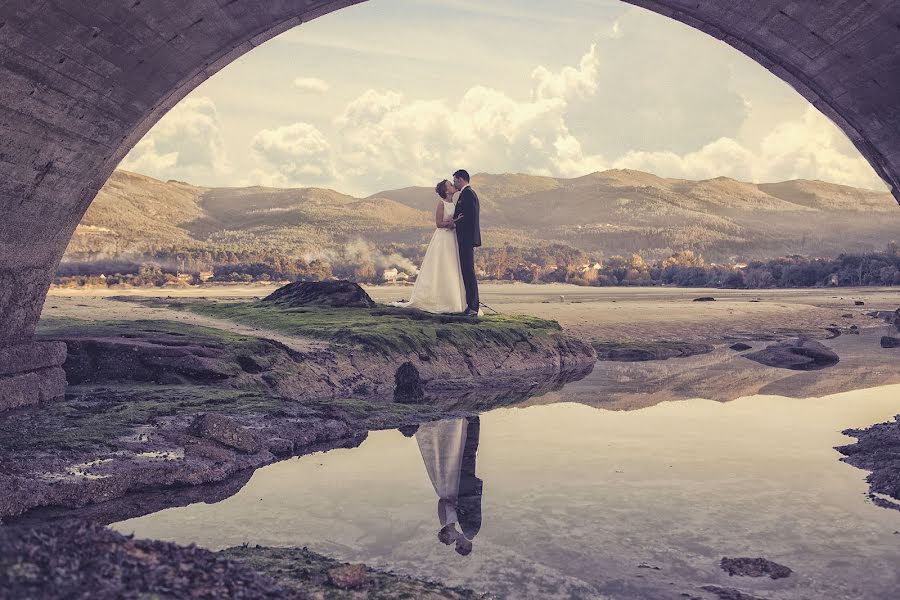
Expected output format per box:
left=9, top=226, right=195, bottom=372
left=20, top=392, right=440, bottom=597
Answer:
left=452, top=169, right=481, bottom=317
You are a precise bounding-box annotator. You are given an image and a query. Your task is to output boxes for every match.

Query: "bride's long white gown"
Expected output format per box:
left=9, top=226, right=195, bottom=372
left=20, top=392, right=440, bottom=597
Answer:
left=398, top=200, right=467, bottom=314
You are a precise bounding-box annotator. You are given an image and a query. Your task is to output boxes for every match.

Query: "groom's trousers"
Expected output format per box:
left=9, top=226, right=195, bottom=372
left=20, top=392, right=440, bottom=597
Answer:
left=458, top=244, right=479, bottom=311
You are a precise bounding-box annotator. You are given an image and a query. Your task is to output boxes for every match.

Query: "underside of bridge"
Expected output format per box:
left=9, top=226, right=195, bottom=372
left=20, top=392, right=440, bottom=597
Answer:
left=0, top=0, right=898, bottom=407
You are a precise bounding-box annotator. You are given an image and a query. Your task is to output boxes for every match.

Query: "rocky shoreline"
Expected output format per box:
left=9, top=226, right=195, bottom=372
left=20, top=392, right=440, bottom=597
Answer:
left=0, top=284, right=591, bottom=597
left=5, top=283, right=898, bottom=599
left=836, top=414, right=900, bottom=511
left=0, top=520, right=488, bottom=599
left=1, top=283, right=595, bottom=521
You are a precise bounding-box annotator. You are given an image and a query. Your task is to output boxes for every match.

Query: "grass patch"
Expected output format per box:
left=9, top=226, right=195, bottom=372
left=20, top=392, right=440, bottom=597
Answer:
left=177, top=301, right=562, bottom=356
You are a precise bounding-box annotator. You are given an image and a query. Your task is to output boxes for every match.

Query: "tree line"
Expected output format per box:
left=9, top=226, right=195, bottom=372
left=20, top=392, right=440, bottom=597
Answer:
left=54, top=242, right=900, bottom=289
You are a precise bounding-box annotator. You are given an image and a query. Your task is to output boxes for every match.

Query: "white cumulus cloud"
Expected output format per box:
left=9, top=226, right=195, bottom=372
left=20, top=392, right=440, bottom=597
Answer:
left=249, top=122, right=335, bottom=187
left=119, top=97, right=229, bottom=185
left=326, top=45, right=607, bottom=192
left=239, top=36, right=886, bottom=195
left=612, top=107, right=886, bottom=190
left=531, top=44, right=600, bottom=101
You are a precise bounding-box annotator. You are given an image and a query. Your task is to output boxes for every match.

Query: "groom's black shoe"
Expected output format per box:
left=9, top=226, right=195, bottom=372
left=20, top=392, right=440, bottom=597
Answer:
left=463, top=308, right=479, bottom=318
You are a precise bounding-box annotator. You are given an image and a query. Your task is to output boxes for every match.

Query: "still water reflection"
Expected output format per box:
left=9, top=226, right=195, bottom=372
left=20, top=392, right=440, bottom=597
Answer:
left=113, top=382, right=900, bottom=600
left=415, top=416, right=483, bottom=557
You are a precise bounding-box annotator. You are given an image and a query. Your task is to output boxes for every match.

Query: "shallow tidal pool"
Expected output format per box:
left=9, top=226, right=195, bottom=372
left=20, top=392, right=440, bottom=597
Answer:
left=113, top=379, right=900, bottom=600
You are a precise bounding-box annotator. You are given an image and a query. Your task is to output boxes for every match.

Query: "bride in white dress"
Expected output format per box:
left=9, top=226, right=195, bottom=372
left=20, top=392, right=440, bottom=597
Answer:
left=394, top=180, right=468, bottom=314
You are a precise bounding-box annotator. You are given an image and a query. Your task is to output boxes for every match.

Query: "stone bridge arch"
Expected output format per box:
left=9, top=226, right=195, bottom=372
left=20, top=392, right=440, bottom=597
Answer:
left=1, top=0, right=899, bottom=406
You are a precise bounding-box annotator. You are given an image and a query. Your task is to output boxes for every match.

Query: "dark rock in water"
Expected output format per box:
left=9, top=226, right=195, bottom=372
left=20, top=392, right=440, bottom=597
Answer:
left=720, top=557, right=792, bottom=579
left=824, top=327, right=842, bottom=339
left=693, top=296, right=716, bottom=302
left=189, top=413, right=264, bottom=454
left=855, top=300, right=866, bottom=305
left=394, top=361, right=425, bottom=402
left=882, top=336, right=900, bottom=348
left=842, top=313, right=854, bottom=318
left=263, top=280, right=375, bottom=308
left=593, top=341, right=713, bottom=362
left=837, top=415, right=900, bottom=512
left=701, top=586, right=768, bottom=600
left=729, top=343, right=753, bottom=351
left=327, top=564, right=370, bottom=590
left=743, top=338, right=839, bottom=371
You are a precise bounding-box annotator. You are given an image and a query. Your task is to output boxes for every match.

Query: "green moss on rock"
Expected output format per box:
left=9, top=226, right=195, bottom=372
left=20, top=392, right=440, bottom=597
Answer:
left=178, top=301, right=562, bottom=356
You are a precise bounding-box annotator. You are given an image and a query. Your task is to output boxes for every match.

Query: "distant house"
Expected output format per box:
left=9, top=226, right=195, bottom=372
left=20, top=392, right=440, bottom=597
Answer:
left=396, top=271, right=410, bottom=282
left=829, top=274, right=839, bottom=286
left=382, top=268, right=399, bottom=283
left=198, top=270, right=214, bottom=283
left=175, top=272, right=193, bottom=282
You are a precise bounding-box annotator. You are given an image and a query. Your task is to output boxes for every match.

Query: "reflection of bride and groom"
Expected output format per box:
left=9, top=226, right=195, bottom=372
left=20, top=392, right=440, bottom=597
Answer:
left=411, top=416, right=483, bottom=555
left=393, top=170, right=483, bottom=317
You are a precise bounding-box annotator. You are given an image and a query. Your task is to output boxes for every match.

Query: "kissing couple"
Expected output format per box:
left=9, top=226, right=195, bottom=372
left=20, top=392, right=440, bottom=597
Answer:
left=394, top=169, right=482, bottom=317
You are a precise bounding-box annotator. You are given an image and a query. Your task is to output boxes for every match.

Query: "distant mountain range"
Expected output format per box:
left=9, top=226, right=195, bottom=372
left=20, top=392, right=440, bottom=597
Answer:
left=65, top=169, right=900, bottom=263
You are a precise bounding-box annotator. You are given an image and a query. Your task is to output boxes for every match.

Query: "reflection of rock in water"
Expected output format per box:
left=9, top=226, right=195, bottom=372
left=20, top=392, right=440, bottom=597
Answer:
left=10, top=432, right=370, bottom=527
left=7, top=365, right=593, bottom=526
left=423, top=362, right=595, bottom=412
left=519, top=327, right=900, bottom=412
left=836, top=415, right=900, bottom=512
left=593, top=340, right=713, bottom=361
left=11, top=468, right=253, bottom=527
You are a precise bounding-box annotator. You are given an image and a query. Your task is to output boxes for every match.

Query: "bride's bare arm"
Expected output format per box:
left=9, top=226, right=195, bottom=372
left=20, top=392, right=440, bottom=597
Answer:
left=435, top=201, right=454, bottom=228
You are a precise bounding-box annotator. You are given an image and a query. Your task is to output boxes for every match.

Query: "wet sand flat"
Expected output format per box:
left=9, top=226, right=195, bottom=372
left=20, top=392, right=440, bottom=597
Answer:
left=46, top=283, right=900, bottom=344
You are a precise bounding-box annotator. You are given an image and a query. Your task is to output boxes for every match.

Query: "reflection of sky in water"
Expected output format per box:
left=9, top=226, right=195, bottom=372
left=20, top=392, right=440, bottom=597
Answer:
left=113, top=381, right=900, bottom=599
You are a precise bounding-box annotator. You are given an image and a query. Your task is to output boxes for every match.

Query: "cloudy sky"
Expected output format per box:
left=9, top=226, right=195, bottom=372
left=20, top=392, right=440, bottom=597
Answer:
left=119, top=0, right=888, bottom=197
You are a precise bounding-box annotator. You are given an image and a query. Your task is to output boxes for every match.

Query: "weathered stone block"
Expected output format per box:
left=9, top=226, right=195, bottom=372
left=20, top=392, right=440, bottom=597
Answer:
left=0, top=341, right=67, bottom=376
left=0, top=366, right=66, bottom=412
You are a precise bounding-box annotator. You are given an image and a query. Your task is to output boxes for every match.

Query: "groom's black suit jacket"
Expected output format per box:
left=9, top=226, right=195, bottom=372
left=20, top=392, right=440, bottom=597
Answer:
left=453, top=186, right=481, bottom=248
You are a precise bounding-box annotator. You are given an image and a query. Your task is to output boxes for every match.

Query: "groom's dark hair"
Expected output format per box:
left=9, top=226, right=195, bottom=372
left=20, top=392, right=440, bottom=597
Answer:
left=453, top=169, right=470, bottom=182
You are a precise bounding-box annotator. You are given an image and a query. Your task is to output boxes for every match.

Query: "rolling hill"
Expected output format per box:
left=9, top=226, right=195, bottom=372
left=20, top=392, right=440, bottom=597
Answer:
left=65, top=169, right=900, bottom=264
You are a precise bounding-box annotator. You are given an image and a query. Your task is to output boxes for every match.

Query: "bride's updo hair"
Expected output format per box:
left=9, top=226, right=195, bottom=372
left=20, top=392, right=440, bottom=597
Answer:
left=435, top=179, right=450, bottom=200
